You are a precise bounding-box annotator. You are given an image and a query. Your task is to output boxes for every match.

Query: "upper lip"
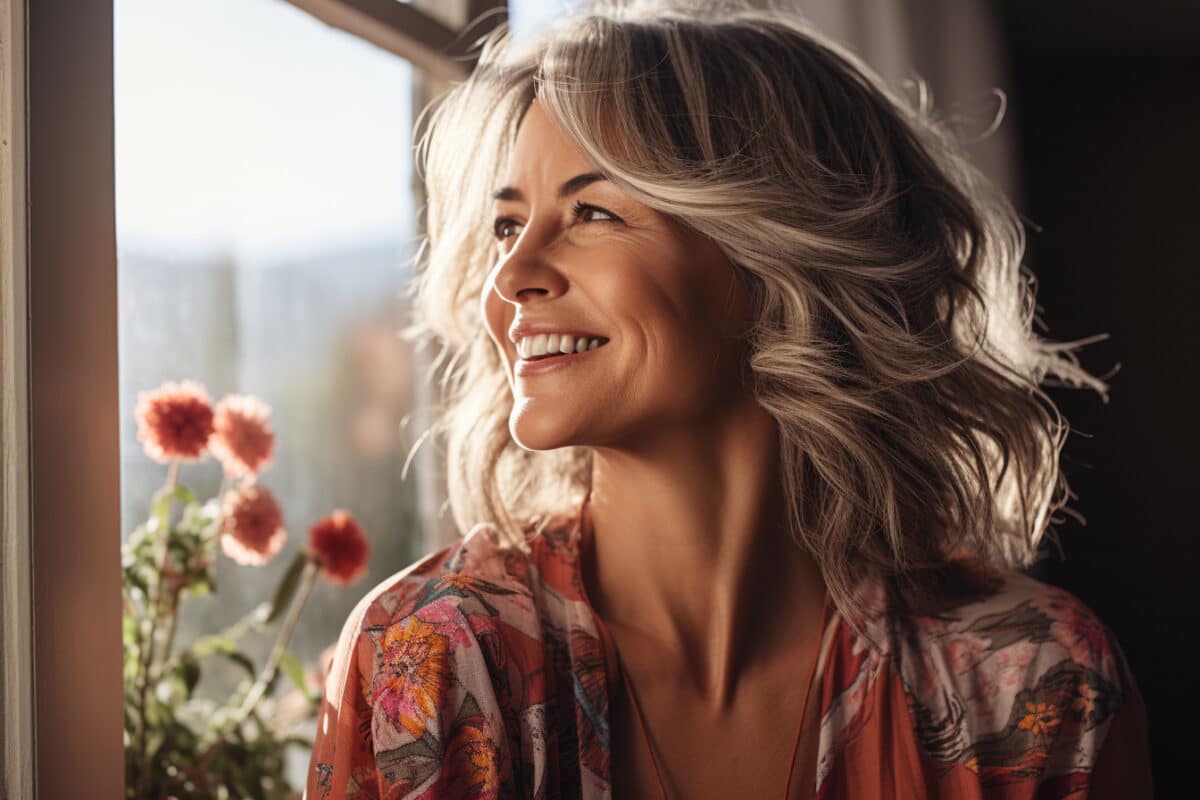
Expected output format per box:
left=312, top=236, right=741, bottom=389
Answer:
left=508, top=323, right=607, bottom=346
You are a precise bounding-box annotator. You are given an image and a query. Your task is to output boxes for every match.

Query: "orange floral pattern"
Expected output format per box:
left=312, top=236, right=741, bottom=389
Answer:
left=1017, top=701, right=1062, bottom=739
left=439, top=712, right=500, bottom=798
left=370, top=616, right=454, bottom=740
left=307, top=496, right=1152, bottom=799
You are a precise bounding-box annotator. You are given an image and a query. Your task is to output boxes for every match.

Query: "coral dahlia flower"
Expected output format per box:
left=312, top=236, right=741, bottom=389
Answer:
left=308, top=510, right=370, bottom=586
left=219, top=483, right=287, bottom=566
left=135, top=380, right=216, bottom=463
left=209, top=394, right=276, bottom=479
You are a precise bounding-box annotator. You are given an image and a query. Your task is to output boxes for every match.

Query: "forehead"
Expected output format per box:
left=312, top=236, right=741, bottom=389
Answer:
left=501, top=99, right=596, bottom=185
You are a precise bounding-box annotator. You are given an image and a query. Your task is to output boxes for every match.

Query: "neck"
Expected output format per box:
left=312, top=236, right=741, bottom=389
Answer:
left=579, top=394, right=827, bottom=713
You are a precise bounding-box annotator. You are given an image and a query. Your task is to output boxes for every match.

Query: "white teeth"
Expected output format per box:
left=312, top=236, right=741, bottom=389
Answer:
left=518, top=334, right=606, bottom=359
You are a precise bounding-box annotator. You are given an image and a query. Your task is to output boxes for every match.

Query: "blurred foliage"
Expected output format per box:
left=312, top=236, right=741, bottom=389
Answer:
left=123, top=481, right=320, bottom=799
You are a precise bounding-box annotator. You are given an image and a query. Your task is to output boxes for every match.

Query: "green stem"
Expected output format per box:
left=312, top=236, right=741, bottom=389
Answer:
left=194, top=560, right=319, bottom=771
left=153, top=584, right=183, bottom=684
left=235, top=560, right=319, bottom=724
left=135, top=459, right=180, bottom=798
left=214, top=600, right=272, bottom=642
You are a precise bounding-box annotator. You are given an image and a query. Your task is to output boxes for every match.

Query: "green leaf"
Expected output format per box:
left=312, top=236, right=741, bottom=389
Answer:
left=177, top=499, right=222, bottom=554
left=184, top=566, right=215, bottom=598
left=174, top=652, right=202, bottom=698
left=277, top=649, right=315, bottom=703
left=122, top=614, right=139, bottom=645
left=147, top=482, right=198, bottom=534
left=190, top=634, right=229, bottom=657
left=191, top=636, right=257, bottom=680
left=220, top=649, right=258, bottom=680
left=170, top=482, right=198, bottom=506
left=124, top=523, right=149, bottom=551
left=191, top=602, right=268, bottom=654
left=266, top=549, right=307, bottom=625
left=122, top=563, right=149, bottom=598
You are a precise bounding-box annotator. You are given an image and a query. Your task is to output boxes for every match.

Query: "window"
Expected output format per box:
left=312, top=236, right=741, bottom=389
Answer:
left=6, top=1, right=506, bottom=793
left=114, top=0, right=450, bottom=788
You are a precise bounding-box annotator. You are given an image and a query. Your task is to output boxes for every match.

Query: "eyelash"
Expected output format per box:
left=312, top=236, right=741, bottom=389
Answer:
left=492, top=201, right=620, bottom=242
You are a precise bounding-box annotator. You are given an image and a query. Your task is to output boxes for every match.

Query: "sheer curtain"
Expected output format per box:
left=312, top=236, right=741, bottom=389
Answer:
left=796, top=0, right=1019, bottom=201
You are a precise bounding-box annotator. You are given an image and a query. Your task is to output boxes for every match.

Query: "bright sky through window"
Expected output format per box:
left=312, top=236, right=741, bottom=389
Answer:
left=114, top=0, right=413, bottom=264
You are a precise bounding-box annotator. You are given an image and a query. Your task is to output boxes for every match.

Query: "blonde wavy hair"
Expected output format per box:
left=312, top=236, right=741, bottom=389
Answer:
left=400, top=0, right=1111, bottom=626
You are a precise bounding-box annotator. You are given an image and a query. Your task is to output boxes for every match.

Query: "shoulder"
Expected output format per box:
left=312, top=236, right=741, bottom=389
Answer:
left=885, top=564, right=1138, bottom=784
left=338, top=510, right=582, bottom=665
left=343, top=520, right=544, bottom=667
left=318, top=521, right=552, bottom=795
left=893, top=565, right=1129, bottom=684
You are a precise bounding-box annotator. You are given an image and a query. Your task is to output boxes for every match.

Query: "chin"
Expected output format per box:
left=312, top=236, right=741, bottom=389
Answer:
left=509, top=404, right=585, bottom=452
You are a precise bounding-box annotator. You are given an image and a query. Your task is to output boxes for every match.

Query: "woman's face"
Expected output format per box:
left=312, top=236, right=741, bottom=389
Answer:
left=481, top=98, right=754, bottom=451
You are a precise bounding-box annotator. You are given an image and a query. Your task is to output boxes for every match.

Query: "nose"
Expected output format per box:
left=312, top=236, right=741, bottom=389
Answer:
left=489, top=223, right=569, bottom=306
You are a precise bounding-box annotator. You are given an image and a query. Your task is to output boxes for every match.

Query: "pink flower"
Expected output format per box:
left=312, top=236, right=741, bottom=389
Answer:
left=209, top=394, right=276, bottom=479
left=1035, top=588, right=1116, bottom=675
left=415, top=596, right=478, bottom=651
left=135, top=380, right=215, bottom=463
left=308, top=510, right=370, bottom=586
left=219, top=483, right=287, bottom=566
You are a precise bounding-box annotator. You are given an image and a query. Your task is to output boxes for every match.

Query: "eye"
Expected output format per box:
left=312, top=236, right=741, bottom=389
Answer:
left=491, top=201, right=622, bottom=244
left=570, top=200, right=621, bottom=224
left=493, top=217, right=521, bottom=242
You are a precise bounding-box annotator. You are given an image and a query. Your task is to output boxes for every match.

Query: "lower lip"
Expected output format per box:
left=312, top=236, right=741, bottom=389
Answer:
left=515, top=343, right=607, bottom=377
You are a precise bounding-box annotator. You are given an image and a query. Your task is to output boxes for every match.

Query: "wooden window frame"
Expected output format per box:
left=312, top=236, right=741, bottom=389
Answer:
left=0, top=1, right=504, bottom=796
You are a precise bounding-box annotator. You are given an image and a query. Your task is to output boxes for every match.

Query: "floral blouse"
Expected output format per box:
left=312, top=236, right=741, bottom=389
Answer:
left=305, top=498, right=1153, bottom=799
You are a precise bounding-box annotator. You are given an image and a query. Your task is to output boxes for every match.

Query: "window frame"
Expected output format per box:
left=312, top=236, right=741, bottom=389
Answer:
left=0, top=1, right=505, bottom=795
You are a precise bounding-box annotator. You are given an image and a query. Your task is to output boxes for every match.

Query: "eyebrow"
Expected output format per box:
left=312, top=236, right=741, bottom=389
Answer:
left=491, top=171, right=609, bottom=203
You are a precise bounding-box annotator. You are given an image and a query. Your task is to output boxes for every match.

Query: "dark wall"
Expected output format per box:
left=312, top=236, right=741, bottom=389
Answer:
left=992, top=2, right=1199, bottom=795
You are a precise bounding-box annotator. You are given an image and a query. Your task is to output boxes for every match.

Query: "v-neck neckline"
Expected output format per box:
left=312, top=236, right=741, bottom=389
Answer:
left=564, top=487, right=849, bottom=797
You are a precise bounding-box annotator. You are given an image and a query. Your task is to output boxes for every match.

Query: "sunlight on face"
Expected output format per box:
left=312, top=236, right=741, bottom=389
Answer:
left=480, top=98, right=752, bottom=452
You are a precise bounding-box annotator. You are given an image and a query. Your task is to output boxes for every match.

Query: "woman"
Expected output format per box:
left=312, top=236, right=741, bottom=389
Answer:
left=306, top=2, right=1153, bottom=798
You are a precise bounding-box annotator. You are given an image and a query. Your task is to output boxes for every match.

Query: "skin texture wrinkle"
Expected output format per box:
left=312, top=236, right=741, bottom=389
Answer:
left=480, top=98, right=830, bottom=798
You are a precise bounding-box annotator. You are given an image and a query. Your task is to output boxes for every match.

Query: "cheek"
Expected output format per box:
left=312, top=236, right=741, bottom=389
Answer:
left=611, top=251, right=726, bottom=355
left=596, top=270, right=727, bottom=401
left=623, top=255, right=747, bottom=403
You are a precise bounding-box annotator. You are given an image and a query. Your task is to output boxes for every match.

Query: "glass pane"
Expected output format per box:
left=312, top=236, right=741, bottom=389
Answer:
left=115, top=0, right=424, bottom=788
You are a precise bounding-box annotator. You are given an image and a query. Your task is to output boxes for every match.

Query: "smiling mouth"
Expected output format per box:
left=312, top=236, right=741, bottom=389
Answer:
left=518, top=338, right=610, bottom=361
left=515, top=339, right=610, bottom=371
left=524, top=348, right=596, bottom=362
